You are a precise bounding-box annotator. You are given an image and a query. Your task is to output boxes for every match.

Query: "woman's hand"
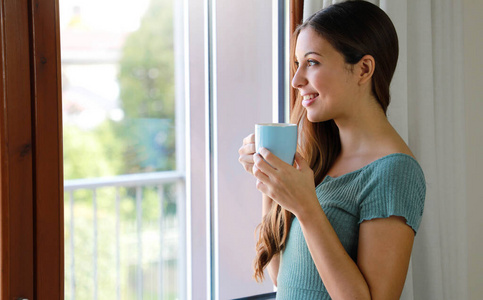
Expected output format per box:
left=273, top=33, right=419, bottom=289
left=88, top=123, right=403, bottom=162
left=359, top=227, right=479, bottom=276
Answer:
left=238, top=133, right=256, bottom=175
left=252, top=148, right=318, bottom=217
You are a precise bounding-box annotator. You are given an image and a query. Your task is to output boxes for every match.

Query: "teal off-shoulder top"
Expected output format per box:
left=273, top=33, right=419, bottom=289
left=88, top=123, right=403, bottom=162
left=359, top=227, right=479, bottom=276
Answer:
left=276, top=153, right=426, bottom=300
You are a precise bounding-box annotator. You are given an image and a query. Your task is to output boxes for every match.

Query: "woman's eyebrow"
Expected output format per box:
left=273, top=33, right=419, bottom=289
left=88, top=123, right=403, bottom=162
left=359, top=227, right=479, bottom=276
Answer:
left=304, top=51, right=323, bottom=57
left=295, top=51, right=323, bottom=61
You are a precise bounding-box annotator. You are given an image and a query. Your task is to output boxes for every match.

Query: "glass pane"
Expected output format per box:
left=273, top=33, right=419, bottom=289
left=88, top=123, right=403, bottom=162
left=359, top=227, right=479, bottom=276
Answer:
left=60, top=0, right=184, bottom=299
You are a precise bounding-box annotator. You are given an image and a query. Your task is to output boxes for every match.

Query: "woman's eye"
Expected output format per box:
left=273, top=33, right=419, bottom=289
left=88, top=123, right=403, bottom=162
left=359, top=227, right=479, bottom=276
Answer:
left=307, top=59, right=318, bottom=66
left=294, top=59, right=317, bottom=68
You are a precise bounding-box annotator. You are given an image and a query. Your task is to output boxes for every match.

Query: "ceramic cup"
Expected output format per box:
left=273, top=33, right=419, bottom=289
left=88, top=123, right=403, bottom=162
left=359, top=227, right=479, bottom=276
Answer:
left=255, top=123, right=298, bottom=165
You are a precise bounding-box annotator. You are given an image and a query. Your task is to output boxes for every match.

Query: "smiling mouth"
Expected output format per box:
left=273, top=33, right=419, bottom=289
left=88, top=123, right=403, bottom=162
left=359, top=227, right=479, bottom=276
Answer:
left=302, top=93, right=318, bottom=107
left=302, top=93, right=319, bottom=101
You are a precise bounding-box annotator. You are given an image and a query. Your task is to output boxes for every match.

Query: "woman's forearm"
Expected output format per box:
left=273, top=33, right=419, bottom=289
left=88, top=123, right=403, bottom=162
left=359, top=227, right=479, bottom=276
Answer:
left=262, top=193, right=273, bottom=217
left=296, top=202, right=371, bottom=299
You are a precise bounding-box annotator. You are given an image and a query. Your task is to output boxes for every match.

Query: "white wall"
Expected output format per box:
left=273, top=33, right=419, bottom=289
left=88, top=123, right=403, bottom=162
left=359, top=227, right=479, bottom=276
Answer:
left=463, top=0, right=483, bottom=299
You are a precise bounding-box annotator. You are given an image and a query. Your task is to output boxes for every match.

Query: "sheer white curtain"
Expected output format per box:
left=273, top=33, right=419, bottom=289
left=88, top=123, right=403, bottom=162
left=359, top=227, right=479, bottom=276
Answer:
left=302, top=1, right=468, bottom=299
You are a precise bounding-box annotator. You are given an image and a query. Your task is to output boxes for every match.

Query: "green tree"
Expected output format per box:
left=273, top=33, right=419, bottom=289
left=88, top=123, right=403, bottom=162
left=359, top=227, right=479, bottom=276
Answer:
left=117, top=0, right=176, bottom=174
left=63, top=121, right=123, bottom=180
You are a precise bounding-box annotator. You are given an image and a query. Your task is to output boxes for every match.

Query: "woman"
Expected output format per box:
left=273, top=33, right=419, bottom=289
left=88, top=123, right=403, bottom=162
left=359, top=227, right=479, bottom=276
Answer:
left=238, top=1, right=426, bottom=299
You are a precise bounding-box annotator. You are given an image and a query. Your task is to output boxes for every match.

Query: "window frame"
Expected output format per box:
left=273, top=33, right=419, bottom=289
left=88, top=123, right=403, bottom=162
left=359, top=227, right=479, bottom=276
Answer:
left=0, top=0, right=64, bottom=298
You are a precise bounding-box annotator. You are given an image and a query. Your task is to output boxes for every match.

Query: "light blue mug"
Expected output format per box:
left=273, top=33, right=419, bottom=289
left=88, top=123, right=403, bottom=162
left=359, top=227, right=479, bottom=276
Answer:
left=255, top=123, right=298, bottom=165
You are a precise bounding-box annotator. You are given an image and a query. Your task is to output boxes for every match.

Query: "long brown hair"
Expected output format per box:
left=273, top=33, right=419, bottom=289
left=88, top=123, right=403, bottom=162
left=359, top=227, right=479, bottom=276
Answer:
left=253, top=0, right=399, bottom=281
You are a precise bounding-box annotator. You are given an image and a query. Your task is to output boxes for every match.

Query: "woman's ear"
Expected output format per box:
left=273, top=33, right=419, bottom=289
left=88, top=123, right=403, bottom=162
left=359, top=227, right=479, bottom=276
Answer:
left=357, top=55, right=375, bottom=85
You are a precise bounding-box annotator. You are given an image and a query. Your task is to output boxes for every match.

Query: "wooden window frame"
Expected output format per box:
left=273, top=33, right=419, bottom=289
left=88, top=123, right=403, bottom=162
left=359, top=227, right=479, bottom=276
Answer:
left=289, top=0, right=304, bottom=109
left=0, top=0, right=63, bottom=299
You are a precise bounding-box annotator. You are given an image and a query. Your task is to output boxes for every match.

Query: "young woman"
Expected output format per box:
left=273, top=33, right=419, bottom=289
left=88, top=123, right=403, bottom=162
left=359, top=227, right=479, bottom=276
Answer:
left=238, top=1, right=426, bottom=299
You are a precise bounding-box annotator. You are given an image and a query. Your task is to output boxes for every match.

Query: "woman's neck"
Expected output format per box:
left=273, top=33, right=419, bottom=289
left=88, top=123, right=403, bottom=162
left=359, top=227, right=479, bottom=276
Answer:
left=334, top=99, right=392, bottom=157
left=326, top=105, right=408, bottom=178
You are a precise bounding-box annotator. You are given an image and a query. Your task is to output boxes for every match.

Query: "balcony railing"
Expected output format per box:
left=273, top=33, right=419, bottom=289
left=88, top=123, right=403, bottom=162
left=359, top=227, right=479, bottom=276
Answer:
left=64, top=171, right=185, bottom=300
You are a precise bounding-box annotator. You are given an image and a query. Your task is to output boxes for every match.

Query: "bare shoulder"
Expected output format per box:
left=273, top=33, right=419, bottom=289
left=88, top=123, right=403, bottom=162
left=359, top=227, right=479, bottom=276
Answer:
left=371, top=125, right=416, bottom=159
left=377, top=143, right=414, bottom=159
left=327, top=126, right=417, bottom=177
left=381, top=134, right=415, bottom=159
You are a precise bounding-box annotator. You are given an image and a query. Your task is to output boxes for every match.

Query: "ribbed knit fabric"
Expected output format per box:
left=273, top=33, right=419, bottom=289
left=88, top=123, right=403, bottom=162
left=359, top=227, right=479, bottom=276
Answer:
left=276, top=153, right=426, bottom=300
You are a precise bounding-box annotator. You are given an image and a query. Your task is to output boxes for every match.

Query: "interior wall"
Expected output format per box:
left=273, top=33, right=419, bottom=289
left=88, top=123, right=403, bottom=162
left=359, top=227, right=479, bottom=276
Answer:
left=462, top=0, right=483, bottom=299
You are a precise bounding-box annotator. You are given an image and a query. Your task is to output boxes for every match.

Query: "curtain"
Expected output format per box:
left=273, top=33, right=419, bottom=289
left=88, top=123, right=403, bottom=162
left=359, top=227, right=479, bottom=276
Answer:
left=297, top=1, right=468, bottom=299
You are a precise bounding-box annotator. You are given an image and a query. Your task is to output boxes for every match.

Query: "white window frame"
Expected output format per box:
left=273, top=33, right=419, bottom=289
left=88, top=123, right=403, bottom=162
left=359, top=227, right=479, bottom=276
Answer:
left=185, top=0, right=281, bottom=299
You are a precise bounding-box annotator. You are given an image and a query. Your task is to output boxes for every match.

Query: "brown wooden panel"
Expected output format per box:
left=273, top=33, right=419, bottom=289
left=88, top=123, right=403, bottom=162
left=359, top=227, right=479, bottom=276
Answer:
left=289, top=0, right=304, bottom=36
left=29, top=0, right=64, bottom=298
left=289, top=0, right=304, bottom=112
left=0, top=0, right=35, bottom=298
left=0, top=1, right=8, bottom=298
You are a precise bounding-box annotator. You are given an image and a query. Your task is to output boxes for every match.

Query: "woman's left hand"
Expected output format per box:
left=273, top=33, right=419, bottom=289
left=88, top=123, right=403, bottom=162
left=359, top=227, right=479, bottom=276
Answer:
left=252, top=148, right=319, bottom=217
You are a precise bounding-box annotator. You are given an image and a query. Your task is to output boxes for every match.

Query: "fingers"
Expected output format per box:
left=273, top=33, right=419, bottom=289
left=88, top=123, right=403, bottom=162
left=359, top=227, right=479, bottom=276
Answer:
left=258, top=148, right=285, bottom=169
left=252, top=163, right=269, bottom=183
left=253, top=163, right=271, bottom=195
left=243, top=133, right=255, bottom=145
left=253, top=152, right=276, bottom=175
left=239, top=160, right=253, bottom=173
left=294, top=152, right=309, bottom=170
left=256, top=179, right=269, bottom=195
left=238, top=134, right=256, bottom=174
left=238, top=143, right=256, bottom=156
left=239, top=133, right=255, bottom=156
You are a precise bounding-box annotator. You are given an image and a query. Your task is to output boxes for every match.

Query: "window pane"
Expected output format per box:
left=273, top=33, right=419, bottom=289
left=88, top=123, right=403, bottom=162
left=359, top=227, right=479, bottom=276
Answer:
left=212, top=0, right=274, bottom=298
left=61, top=0, right=177, bottom=178
left=60, top=0, right=185, bottom=299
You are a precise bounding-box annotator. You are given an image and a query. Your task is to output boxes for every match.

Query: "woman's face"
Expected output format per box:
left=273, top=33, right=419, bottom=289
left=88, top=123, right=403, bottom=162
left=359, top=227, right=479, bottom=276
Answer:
left=292, top=27, right=359, bottom=123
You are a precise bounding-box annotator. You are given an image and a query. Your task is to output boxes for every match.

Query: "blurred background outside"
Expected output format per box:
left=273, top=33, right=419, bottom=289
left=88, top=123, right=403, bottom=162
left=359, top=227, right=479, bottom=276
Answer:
left=60, top=0, right=184, bottom=299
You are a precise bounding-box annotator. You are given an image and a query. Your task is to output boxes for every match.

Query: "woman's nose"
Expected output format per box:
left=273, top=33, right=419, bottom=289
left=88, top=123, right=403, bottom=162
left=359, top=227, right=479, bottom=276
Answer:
left=291, top=68, right=307, bottom=89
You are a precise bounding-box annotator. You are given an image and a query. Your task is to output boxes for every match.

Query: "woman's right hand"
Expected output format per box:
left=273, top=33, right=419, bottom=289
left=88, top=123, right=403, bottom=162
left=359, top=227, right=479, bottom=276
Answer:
left=238, top=133, right=256, bottom=175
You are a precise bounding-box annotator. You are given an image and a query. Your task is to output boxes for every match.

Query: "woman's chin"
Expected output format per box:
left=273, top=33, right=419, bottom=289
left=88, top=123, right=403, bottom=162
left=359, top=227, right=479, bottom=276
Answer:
left=306, top=113, right=324, bottom=123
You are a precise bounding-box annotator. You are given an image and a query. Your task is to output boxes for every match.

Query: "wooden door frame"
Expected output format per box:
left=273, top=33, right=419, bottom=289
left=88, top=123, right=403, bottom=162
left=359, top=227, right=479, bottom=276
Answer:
left=289, top=0, right=304, bottom=110
left=1, top=0, right=63, bottom=299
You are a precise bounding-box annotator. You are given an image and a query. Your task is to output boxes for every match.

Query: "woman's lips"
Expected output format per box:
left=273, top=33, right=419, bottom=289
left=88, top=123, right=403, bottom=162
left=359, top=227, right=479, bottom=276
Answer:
left=302, top=93, right=318, bottom=107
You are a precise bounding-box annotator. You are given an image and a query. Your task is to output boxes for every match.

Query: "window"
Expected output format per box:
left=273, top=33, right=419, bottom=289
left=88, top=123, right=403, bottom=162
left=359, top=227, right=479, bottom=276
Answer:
left=60, top=0, right=186, bottom=299
left=61, top=0, right=280, bottom=298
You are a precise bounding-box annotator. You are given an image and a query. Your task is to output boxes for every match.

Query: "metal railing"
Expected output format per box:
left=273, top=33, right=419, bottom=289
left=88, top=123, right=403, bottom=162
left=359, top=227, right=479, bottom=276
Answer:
left=64, top=171, right=185, bottom=300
